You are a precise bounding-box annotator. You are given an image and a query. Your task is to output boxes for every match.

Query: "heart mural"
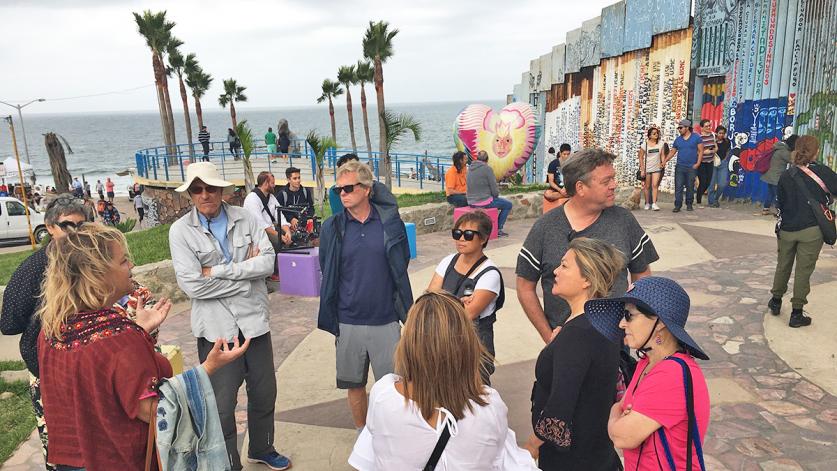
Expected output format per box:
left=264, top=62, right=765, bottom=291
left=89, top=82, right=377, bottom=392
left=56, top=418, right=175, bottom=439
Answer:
left=454, top=103, right=541, bottom=181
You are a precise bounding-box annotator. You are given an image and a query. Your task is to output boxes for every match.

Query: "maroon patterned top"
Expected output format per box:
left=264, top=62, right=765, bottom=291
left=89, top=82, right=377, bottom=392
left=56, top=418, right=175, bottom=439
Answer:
left=38, top=308, right=172, bottom=470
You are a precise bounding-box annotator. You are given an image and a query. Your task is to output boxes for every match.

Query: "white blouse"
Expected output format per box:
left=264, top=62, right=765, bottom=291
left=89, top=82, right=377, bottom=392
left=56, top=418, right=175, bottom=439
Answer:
left=349, top=374, right=538, bottom=471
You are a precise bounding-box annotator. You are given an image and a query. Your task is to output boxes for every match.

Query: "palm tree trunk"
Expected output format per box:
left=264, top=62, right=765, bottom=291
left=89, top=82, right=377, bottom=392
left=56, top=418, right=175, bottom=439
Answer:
left=230, top=101, right=238, bottom=128
left=194, top=95, right=204, bottom=129
left=346, top=88, right=357, bottom=154
left=159, top=56, right=178, bottom=152
left=328, top=97, right=337, bottom=142
left=374, top=57, right=390, bottom=188
left=44, top=133, right=72, bottom=194
left=177, top=75, right=195, bottom=160
left=152, top=54, right=172, bottom=151
left=360, top=84, right=373, bottom=160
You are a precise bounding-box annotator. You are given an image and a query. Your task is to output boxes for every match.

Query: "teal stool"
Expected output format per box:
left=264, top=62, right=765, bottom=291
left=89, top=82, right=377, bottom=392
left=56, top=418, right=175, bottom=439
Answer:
left=404, top=222, right=417, bottom=259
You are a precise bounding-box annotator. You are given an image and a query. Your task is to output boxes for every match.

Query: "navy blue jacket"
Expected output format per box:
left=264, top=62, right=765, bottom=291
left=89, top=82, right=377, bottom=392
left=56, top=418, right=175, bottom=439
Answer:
left=318, top=182, right=413, bottom=336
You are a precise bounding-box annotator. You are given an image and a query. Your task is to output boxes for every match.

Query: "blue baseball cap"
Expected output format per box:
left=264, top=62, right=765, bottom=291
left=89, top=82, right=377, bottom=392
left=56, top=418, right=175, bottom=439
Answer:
left=585, top=276, right=709, bottom=360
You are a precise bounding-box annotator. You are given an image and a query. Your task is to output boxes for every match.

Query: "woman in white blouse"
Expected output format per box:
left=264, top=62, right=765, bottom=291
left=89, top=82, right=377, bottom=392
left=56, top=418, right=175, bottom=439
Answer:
left=349, top=292, right=536, bottom=471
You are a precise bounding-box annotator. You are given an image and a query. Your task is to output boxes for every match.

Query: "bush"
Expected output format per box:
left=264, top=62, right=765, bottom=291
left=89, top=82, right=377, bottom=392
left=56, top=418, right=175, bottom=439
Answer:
left=115, top=218, right=137, bottom=233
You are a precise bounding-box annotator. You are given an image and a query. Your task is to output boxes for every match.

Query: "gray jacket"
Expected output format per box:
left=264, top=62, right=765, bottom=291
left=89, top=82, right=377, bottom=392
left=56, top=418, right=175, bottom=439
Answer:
left=169, top=203, right=275, bottom=341
left=466, top=160, right=499, bottom=204
left=761, top=141, right=792, bottom=185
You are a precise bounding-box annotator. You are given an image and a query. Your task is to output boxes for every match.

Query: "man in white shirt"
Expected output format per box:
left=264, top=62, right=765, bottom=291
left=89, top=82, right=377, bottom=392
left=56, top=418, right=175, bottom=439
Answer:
left=243, top=171, right=291, bottom=281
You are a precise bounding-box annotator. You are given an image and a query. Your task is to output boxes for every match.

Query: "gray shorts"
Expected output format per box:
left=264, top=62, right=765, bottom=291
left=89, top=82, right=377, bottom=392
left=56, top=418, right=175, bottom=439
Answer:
left=336, top=321, right=400, bottom=389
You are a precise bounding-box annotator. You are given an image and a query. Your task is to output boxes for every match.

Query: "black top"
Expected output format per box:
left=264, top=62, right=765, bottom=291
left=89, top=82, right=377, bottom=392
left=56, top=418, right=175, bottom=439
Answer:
left=717, top=137, right=731, bottom=160
left=531, top=314, right=620, bottom=470
left=546, top=158, right=563, bottom=188
left=0, top=247, right=48, bottom=377
left=276, top=185, right=315, bottom=223
left=777, top=163, right=837, bottom=232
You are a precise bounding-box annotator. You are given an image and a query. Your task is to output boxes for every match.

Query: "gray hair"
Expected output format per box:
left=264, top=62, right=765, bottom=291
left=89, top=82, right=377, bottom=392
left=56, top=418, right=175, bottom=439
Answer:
left=476, top=150, right=489, bottom=162
left=562, top=148, right=616, bottom=197
left=44, top=194, right=90, bottom=226
left=336, top=161, right=375, bottom=196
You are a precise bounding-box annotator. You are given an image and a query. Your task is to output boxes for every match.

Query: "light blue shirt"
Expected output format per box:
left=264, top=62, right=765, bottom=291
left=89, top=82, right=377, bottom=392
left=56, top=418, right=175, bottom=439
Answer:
left=198, top=207, right=231, bottom=262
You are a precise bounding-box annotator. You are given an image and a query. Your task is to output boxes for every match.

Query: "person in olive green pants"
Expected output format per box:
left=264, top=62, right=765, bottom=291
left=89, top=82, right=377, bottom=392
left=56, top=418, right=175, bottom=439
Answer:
left=770, top=226, right=823, bottom=315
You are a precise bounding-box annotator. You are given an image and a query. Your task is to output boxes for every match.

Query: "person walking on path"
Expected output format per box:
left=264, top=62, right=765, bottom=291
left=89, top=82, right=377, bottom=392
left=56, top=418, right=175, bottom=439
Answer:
left=198, top=125, right=211, bottom=162
left=707, top=125, right=732, bottom=208
left=524, top=237, right=625, bottom=469
left=72, top=178, right=83, bottom=198
left=134, top=192, right=145, bottom=227
left=466, top=150, right=513, bottom=237
left=768, top=136, right=837, bottom=328
left=758, top=135, right=796, bottom=216
left=638, top=127, right=667, bottom=210
left=227, top=128, right=241, bottom=160
left=445, top=151, right=469, bottom=207
left=544, top=144, right=572, bottom=204
left=696, top=119, right=717, bottom=207
left=664, top=119, right=704, bottom=213
left=95, top=179, right=104, bottom=200
left=264, top=127, right=277, bottom=156
left=105, top=177, right=115, bottom=203
left=318, top=160, right=413, bottom=431
left=516, top=148, right=659, bottom=343
left=169, top=162, right=292, bottom=470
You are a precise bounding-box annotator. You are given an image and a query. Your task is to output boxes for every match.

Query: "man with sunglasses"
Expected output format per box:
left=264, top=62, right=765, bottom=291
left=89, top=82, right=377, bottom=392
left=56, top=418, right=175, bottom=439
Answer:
left=169, top=162, right=292, bottom=470
left=516, top=149, right=659, bottom=344
left=663, top=119, right=704, bottom=212
left=318, top=160, right=413, bottom=431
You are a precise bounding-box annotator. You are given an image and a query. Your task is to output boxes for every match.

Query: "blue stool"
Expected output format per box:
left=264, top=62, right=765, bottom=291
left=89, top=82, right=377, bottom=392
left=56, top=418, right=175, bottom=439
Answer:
left=404, top=222, right=417, bottom=259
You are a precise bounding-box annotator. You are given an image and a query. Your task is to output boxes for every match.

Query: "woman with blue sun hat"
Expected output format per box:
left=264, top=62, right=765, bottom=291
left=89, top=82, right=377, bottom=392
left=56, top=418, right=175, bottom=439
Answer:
left=585, top=276, right=710, bottom=471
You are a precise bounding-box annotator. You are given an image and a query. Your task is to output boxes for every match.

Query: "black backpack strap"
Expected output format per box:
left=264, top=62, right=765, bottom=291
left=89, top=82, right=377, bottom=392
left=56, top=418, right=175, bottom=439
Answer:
left=473, top=265, right=505, bottom=311
left=423, top=423, right=452, bottom=471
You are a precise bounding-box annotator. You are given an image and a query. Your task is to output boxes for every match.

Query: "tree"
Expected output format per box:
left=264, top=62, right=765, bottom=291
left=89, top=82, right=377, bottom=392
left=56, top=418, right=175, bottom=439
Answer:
left=235, top=120, right=256, bottom=192
left=44, top=133, right=72, bottom=194
left=168, top=48, right=197, bottom=160
left=185, top=65, right=213, bottom=130
left=362, top=20, right=399, bottom=188
left=305, top=130, right=337, bottom=214
left=161, top=36, right=181, bottom=150
left=133, top=10, right=176, bottom=153
left=219, top=79, right=247, bottom=128
left=382, top=111, right=421, bottom=155
left=356, top=60, right=375, bottom=160
left=316, top=79, right=343, bottom=143
left=337, top=65, right=359, bottom=154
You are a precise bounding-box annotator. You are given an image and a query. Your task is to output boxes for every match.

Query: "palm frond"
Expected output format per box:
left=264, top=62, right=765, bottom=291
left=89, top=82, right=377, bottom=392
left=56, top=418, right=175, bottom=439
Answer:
left=337, top=65, right=357, bottom=85
left=362, top=21, right=399, bottom=62
left=356, top=60, right=374, bottom=84
left=383, top=111, right=421, bottom=153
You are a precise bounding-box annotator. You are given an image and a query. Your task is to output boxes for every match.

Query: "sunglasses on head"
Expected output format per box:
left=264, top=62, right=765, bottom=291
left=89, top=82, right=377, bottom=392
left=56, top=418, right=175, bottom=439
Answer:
left=332, top=183, right=362, bottom=195
left=57, top=220, right=85, bottom=231
left=451, top=229, right=481, bottom=241
left=188, top=185, right=220, bottom=195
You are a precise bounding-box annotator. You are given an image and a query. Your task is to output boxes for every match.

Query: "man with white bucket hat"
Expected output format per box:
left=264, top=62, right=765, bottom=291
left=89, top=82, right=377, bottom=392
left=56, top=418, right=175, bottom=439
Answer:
left=169, top=162, right=292, bottom=470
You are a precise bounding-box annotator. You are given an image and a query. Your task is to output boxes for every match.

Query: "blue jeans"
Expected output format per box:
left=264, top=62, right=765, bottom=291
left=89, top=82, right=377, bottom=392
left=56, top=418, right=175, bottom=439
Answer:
left=477, top=197, right=513, bottom=230
left=708, top=160, right=730, bottom=205
left=763, top=183, right=778, bottom=209
left=674, top=166, right=696, bottom=208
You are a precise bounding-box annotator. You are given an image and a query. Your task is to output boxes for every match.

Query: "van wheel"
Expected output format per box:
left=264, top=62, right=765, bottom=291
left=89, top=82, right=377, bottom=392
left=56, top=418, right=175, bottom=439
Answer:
left=34, top=226, right=49, bottom=244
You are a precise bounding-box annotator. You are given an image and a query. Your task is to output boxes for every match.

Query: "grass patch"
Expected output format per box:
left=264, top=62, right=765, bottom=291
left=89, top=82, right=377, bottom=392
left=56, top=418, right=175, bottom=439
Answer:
left=126, top=223, right=172, bottom=266
left=0, top=361, right=26, bottom=372
left=0, top=377, right=36, bottom=464
left=0, top=251, right=33, bottom=286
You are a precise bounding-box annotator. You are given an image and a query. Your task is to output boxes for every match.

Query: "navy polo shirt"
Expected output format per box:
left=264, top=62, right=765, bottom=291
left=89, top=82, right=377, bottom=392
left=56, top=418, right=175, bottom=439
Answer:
left=337, top=207, right=397, bottom=325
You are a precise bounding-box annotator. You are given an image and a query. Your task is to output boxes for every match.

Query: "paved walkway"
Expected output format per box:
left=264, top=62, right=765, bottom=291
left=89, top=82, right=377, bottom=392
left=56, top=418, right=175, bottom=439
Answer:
left=3, top=201, right=837, bottom=470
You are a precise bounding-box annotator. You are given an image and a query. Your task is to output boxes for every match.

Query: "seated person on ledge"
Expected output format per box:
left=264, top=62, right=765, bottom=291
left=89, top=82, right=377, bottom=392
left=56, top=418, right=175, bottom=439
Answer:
left=445, top=151, right=468, bottom=207
left=544, top=143, right=572, bottom=203
left=466, top=150, right=512, bottom=237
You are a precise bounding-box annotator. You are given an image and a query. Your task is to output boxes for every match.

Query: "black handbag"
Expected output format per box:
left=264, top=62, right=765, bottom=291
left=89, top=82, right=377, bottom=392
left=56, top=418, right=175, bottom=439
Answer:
left=791, top=166, right=837, bottom=245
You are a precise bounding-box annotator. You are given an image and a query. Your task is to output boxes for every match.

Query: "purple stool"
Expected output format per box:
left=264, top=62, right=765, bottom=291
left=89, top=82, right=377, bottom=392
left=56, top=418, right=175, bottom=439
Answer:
left=453, top=207, right=499, bottom=240
left=277, top=247, right=321, bottom=297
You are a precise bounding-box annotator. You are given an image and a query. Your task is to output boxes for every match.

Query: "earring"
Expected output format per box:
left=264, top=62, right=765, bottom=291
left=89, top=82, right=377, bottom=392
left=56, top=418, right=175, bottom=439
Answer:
left=654, top=335, right=663, bottom=345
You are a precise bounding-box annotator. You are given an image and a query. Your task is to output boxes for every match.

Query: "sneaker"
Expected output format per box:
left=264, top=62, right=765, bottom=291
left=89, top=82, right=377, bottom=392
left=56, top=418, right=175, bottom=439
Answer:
left=672, top=207, right=681, bottom=213
left=696, top=204, right=705, bottom=209
left=248, top=451, right=292, bottom=470
left=651, top=203, right=660, bottom=211
left=644, top=204, right=651, bottom=210
left=754, top=208, right=771, bottom=216
left=710, top=202, right=721, bottom=208
left=686, top=205, right=694, bottom=211
left=497, top=230, right=509, bottom=238
left=788, top=309, right=812, bottom=328
left=767, top=297, right=781, bottom=316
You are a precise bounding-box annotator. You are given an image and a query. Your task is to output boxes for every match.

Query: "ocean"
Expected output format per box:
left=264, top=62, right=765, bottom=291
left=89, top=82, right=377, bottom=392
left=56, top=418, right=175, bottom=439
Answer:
left=0, top=100, right=504, bottom=194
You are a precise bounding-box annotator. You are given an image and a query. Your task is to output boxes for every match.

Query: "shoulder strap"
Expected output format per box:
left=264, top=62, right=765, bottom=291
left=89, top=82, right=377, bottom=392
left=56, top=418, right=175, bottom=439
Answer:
left=443, top=254, right=461, bottom=281
left=657, top=356, right=706, bottom=471
left=473, top=265, right=505, bottom=310
left=423, top=423, right=452, bottom=471
left=798, top=165, right=831, bottom=195
left=444, top=254, right=488, bottom=296
left=145, top=397, right=162, bottom=471
left=792, top=168, right=825, bottom=205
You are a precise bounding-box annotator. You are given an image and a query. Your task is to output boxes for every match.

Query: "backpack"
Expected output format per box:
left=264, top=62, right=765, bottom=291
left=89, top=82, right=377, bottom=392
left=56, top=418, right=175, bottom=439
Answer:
left=753, top=148, right=774, bottom=174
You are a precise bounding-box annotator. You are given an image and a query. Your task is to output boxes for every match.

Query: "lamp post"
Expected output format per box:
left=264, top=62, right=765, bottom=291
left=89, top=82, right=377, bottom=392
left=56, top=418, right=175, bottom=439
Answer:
left=3, top=116, right=37, bottom=250
left=0, top=98, right=45, bottom=184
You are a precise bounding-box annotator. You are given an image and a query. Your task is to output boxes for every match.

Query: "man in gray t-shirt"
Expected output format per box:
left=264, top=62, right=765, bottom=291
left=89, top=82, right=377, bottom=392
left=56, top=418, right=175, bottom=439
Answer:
left=516, top=149, right=659, bottom=343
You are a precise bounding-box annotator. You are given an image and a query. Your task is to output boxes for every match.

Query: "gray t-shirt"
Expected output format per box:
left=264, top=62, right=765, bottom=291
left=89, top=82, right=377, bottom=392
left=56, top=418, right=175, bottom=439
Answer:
left=516, top=205, right=659, bottom=327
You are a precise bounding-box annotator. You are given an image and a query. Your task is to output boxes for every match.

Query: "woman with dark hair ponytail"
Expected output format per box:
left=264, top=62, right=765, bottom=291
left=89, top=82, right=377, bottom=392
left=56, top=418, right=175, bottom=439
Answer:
left=446, top=151, right=469, bottom=207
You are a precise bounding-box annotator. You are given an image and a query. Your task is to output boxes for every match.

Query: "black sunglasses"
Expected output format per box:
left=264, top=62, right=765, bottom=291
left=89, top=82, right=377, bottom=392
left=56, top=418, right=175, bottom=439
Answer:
left=57, top=220, right=85, bottom=231
left=622, top=309, right=633, bottom=322
left=332, top=183, right=362, bottom=195
left=451, top=229, right=481, bottom=241
left=188, top=185, right=221, bottom=195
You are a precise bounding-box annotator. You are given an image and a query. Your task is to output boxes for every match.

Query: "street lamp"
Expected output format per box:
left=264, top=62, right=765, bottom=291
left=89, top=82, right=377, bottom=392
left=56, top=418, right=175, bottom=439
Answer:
left=0, top=98, right=45, bottom=178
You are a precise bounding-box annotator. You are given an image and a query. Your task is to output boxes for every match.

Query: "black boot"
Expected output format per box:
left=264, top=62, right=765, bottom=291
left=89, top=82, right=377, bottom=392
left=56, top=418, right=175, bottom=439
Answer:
left=789, top=309, right=812, bottom=328
left=767, top=297, right=781, bottom=316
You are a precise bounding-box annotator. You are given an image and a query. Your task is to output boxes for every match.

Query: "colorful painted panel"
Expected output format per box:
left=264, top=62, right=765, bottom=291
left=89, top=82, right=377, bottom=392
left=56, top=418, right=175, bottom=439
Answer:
left=601, top=1, right=626, bottom=58
left=543, top=97, right=582, bottom=180
left=694, top=0, right=737, bottom=76
left=623, top=0, right=655, bottom=52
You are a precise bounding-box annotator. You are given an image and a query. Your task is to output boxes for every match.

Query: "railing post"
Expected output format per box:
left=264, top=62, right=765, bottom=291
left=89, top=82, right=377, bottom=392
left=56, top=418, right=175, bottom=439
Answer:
left=153, top=147, right=159, bottom=180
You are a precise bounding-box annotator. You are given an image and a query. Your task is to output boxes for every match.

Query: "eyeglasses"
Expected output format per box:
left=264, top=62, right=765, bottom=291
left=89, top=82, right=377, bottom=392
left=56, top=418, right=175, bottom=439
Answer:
left=622, top=310, right=634, bottom=322
left=451, top=229, right=480, bottom=241
left=57, top=220, right=85, bottom=231
left=188, top=185, right=220, bottom=195
left=332, top=183, right=362, bottom=195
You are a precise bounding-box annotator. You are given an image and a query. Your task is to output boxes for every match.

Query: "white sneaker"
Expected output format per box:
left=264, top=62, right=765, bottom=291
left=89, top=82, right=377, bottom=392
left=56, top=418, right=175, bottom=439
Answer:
left=652, top=203, right=660, bottom=211
left=644, top=204, right=651, bottom=210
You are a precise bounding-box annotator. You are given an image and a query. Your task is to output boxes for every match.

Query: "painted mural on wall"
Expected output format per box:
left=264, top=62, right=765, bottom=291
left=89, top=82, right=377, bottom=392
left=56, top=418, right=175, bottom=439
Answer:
left=543, top=97, right=582, bottom=180
left=693, top=0, right=737, bottom=76
left=700, top=79, right=726, bottom=131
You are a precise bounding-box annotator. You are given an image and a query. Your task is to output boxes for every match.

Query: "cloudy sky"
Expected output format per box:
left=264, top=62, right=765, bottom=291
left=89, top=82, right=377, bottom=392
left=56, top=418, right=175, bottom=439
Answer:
left=1, top=0, right=616, bottom=115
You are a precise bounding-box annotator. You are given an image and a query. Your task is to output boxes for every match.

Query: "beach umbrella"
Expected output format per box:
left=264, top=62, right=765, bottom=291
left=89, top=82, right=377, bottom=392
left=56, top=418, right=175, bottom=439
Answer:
left=0, top=156, right=35, bottom=180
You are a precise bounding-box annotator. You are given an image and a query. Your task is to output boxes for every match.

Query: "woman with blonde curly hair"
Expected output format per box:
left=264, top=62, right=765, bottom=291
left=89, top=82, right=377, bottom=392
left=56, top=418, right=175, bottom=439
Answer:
left=38, top=224, right=247, bottom=471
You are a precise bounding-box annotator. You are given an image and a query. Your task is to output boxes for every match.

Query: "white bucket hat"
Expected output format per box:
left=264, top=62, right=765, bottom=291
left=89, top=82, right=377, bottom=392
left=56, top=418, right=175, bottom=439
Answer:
left=174, top=162, right=233, bottom=192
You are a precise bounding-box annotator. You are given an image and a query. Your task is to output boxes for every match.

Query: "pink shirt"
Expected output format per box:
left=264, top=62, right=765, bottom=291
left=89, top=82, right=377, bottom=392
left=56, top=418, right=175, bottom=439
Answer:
left=106, top=180, right=115, bottom=192
left=621, top=353, right=710, bottom=471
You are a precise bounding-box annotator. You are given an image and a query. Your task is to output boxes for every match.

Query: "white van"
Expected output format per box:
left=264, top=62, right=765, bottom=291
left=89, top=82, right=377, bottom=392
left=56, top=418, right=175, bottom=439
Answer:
left=0, top=196, right=48, bottom=244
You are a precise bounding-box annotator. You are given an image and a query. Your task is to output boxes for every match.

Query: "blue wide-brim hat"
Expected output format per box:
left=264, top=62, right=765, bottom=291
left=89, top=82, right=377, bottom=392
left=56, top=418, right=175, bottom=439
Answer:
left=585, top=276, right=709, bottom=360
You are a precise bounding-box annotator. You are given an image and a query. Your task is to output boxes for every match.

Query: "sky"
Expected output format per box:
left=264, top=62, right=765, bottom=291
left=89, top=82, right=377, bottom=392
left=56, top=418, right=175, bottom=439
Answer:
left=1, top=0, right=617, bottom=115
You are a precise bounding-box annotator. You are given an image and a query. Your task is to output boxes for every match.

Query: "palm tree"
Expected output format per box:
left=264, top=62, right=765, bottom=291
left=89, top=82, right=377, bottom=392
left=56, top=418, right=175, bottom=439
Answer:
left=161, top=36, right=182, bottom=149
left=337, top=65, right=358, bottom=154
left=133, top=10, right=176, bottom=152
left=185, top=65, right=213, bottom=129
left=305, top=130, right=337, bottom=214
left=356, top=60, right=375, bottom=160
left=219, top=79, right=247, bottom=128
left=383, top=111, right=421, bottom=155
left=235, top=120, right=256, bottom=192
left=362, top=20, right=399, bottom=188
left=316, top=79, right=343, bottom=143
left=168, top=48, right=197, bottom=160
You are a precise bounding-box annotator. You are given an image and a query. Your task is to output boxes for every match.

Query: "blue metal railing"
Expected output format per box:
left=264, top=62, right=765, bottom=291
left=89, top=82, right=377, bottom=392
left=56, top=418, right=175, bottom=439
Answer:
left=134, top=139, right=450, bottom=192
